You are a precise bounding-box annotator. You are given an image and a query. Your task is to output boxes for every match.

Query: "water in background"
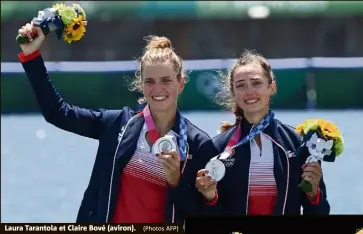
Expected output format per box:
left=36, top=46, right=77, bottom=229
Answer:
left=1, top=110, right=363, bottom=222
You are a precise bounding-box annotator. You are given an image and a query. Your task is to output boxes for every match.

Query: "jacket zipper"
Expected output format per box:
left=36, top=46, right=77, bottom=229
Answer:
left=245, top=161, right=251, bottom=214
left=263, top=133, right=290, bottom=215
left=171, top=144, right=190, bottom=223
left=245, top=127, right=254, bottom=214
left=105, top=115, right=138, bottom=222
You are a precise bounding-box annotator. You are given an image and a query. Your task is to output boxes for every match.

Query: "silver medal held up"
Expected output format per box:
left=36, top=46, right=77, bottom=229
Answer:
left=205, top=159, right=226, bottom=182
left=152, top=136, right=177, bottom=154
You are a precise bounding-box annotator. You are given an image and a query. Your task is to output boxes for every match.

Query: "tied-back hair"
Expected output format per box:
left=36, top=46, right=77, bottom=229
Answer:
left=219, top=106, right=243, bottom=133
left=216, top=49, right=276, bottom=133
left=129, top=35, right=187, bottom=104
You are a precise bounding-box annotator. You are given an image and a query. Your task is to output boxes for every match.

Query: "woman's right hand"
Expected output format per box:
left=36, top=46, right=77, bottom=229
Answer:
left=195, top=169, right=217, bottom=202
left=18, top=23, right=45, bottom=55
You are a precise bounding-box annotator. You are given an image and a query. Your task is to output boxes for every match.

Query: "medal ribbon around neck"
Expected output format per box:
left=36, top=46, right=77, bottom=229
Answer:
left=212, top=110, right=275, bottom=160
left=143, top=105, right=188, bottom=161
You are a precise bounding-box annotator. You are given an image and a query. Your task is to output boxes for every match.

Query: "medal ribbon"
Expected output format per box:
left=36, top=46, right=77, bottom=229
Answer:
left=213, top=110, right=275, bottom=160
left=143, top=105, right=188, bottom=161
left=143, top=104, right=159, bottom=145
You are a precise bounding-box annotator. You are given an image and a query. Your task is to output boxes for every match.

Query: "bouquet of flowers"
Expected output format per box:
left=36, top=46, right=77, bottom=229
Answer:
left=16, top=3, right=87, bottom=44
left=295, top=119, right=344, bottom=192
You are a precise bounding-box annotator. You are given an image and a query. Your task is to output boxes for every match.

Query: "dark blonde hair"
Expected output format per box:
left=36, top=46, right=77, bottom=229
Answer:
left=130, top=35, right=186, bottom=104
left=216, top=49, right=276, bottom=133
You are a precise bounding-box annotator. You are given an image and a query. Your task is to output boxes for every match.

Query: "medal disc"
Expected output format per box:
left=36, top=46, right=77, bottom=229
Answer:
left=205, top=159, right=226, bottom=182
left=152, top=136, right=177, bottom=154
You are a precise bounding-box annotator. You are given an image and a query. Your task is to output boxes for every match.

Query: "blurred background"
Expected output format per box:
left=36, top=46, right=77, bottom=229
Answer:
left=1, top=1, right=363, bottom=222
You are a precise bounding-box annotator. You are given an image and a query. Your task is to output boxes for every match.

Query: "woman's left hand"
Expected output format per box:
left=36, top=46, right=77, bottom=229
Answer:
left=302, top=162, right=322, bottom=198
left=157, top=150, right=181, bottom=186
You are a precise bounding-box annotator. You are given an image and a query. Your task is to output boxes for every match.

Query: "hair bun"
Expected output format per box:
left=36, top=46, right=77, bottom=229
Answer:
left=144, top=35, right=172, bottom=50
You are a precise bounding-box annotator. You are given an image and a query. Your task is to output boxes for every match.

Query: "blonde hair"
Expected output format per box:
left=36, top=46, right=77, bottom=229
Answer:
left=216, top=49, right=276, bottom=133
left=130, top=35, right=186, bottom=104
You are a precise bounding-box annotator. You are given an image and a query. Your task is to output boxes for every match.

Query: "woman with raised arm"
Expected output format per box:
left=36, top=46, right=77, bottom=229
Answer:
left=195, top=50, right=330, bottom=215
left=18, top=23, right=212, bottom=223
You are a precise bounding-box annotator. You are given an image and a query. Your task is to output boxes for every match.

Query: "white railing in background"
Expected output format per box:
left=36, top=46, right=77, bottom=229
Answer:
left=1, top=57, right=363, bottom=73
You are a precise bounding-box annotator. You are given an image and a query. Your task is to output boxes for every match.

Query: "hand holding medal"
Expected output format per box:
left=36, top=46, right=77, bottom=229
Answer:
left=143, top=104, right=188, bottom=187
left=154, top=136, right=182, bottom=186
left=156, top=150, right=181, bottom=186
left=195, top=169, right=218, bottom=202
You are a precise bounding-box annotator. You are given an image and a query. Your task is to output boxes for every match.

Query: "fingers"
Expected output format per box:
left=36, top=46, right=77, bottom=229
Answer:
left=302, top=173, right=319, bottom=185
left=27, top=23, right=37, bottom=38
left=32, top=23, right=44, bottom=37
left=197, top=169, right=208, bottom=178
left=307, top=162, right=321, bottom=168
left=157, top=156, right=180, bottom=186
left=165, top=150, right=181, bottom=161
left=195, top=169, right=210, bottom=188
left=18, top=23, right=36, bottom=39
left=196, top=175, right=211, bottom=186
left=157, top=152, right=180, bottom=169
left=157, top=158, right=174, bottom=171
left=18, top=23, right=45, bottom=42
left=195, top=175, right=214, bottom=190
left=157, top=157, right=177, bottom=170
left=206, top=183, right=217, bottom=193
left=195, top=175, right=209, bottom=188
left=302, top=168, right=320, bottom=178
left=303, top=176, right=320, bottom=189
left=195, top=172, right=217, bottom=200
left=18, top=25, right=28, bottom=37
left=197, top=177, right=216, bottom=193
left=302, top=162, right=321, bottom=168
left=203, top=177, right=215, bottom=189
left=302, top=162, right=322, bottom=177
left=302, top=162, right=322, bottom=188
left=157, top=152, right=180, bottom=174
left=156, top=152, right=181, bottom=186
left=196, top=169, right=216, bottom=189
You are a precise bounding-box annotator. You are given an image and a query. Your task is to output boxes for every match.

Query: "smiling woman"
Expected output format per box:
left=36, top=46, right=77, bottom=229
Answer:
left=195, top=49, right=330, bottom=216
left=217, top=50, right=277, bottom=130
left=129, top=36, right=187, bottom=133
left=16, top=22, right=214, bottom=224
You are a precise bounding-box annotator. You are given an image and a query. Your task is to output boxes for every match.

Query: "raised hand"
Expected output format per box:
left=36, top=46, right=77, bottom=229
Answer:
left=18, top=23, right=45, bottom=55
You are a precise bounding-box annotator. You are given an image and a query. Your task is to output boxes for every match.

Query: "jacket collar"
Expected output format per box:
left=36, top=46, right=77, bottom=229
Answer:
left=239, top=115, right=278, bottom=139
left=138, top=107, right=182, bottom=136
left=116, top=109, right=184, bottom=162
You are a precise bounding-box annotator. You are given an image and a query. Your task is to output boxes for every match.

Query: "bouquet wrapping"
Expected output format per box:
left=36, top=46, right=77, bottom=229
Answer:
left=16, top=3, right=87, bottom=44
left=295, top=119, right=344, bottom=193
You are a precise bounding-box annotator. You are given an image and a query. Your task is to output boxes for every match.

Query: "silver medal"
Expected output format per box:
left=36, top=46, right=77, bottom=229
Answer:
left=205, top=159, right=226, bottom=182
left=152, top=136, right=177, bottom=154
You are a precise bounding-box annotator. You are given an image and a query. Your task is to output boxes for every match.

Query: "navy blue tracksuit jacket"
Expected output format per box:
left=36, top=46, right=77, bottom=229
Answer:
left=205, top=117, right=330, bottom=215
left=20, top=51, right=213, bottom=223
